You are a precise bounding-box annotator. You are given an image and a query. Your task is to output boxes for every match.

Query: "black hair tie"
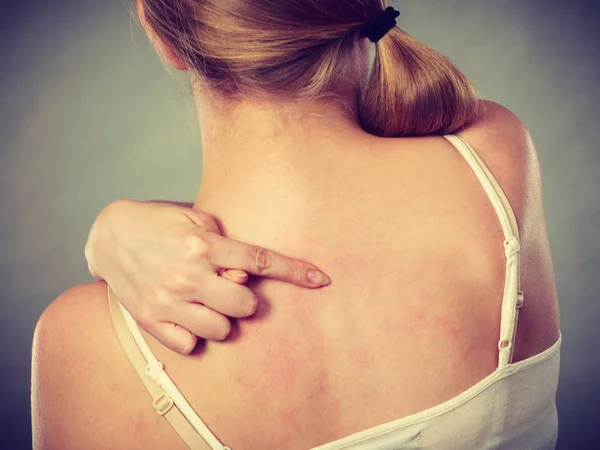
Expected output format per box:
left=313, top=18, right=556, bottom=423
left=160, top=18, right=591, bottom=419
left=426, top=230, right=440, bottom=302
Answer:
left=359, top=7, right=401, bottom=43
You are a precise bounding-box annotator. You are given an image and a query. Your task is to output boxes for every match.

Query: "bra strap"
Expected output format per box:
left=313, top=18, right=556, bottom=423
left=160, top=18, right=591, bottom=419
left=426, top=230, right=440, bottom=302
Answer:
left=443, top=134, right=523, bottom=368
left=107, top=285, right=216, bottom=450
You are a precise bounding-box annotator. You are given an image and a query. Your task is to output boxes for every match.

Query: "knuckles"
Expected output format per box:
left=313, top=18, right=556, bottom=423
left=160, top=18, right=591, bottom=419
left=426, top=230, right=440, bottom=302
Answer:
left=182, top=232, right=212, bottom=260
left=167, top=273, right=199, bottom=295
left=154, top=288, right=176, bottom=310
left=135, top=306, right=155, bottom=330
left=253, top=247, right=273, bottom=274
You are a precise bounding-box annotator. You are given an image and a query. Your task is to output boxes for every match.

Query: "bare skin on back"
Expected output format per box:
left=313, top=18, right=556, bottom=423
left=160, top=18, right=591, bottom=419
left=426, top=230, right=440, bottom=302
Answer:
left=33, top=102, right=560, bottom=449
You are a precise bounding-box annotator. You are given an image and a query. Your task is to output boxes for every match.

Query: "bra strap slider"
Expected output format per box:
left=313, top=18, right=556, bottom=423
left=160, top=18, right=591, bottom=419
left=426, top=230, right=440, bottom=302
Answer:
left=153, top=393, right=174, bottom=416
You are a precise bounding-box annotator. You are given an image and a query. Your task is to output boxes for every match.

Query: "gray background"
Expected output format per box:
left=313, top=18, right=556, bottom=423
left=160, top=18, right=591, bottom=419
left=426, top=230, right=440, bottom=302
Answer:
left=1, top=0, right=598, bottom=448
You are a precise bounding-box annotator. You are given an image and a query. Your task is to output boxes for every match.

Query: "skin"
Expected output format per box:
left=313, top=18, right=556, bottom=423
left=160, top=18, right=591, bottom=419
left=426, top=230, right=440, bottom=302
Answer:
left=32, top=100, right=560, bottom=449
left=31, top=3, right=560, bottom=449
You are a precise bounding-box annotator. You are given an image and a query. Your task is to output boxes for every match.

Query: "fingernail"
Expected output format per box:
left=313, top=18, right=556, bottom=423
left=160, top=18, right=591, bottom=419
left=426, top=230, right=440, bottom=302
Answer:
left=308, top=270, right=330, bottom=286
left=231, top=269, right=248, bottom=279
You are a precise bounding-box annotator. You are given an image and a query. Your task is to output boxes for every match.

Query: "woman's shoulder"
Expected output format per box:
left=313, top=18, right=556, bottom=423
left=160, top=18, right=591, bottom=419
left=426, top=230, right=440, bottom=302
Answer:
left=452, top=99, right=542, bottom=230
left=32, top=280, right=115, bottom=402
left=34, top=280, right=109, bottom=348
left=32, top=281, right=142, bottom=448
left=32, top=281, right=201, bottom=449
left=461, top=99, right=530, bottom=137
left=460, top=99, right=539, bottom=169
left=34, top=281, right=111, bottom=351
left=456, top=99, right=535, bottom=166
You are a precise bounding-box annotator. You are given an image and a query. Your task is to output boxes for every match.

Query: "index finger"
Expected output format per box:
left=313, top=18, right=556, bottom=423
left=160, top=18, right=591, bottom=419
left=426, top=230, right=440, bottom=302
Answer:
left=206, top=235, right=331, bottom=288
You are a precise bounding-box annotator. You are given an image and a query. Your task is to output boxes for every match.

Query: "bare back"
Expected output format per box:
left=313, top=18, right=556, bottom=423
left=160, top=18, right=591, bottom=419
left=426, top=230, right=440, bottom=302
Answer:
left=60, top=101, right=560, bottom=449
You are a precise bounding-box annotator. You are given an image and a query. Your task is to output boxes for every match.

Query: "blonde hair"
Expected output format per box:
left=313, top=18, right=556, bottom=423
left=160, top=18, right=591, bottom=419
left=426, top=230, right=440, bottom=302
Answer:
left=140, top=0, right=480, bottom=137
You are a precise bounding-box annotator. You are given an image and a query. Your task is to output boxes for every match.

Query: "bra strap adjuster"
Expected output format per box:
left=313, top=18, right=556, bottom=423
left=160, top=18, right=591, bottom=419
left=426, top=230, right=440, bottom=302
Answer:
left=153, top=393, right=174, bottom=416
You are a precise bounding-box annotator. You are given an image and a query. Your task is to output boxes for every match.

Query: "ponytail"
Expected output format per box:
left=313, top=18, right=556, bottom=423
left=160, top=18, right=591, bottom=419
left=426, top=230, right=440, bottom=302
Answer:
left=359, top=26, right=481, bottom=137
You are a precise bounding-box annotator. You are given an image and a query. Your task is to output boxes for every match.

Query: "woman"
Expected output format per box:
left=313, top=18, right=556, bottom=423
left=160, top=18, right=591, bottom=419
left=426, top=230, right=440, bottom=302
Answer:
left=31, top=1, right=562, bottom=449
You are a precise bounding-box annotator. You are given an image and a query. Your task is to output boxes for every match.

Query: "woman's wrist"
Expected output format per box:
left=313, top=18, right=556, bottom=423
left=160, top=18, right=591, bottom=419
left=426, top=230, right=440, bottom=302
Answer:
left=84, top=199, right=195, bottom=281
left=84, top=199, right=135, bottom=280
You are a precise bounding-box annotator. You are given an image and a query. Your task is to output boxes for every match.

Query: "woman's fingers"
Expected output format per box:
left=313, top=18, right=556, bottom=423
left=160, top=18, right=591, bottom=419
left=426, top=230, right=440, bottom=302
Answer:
left=140, top=320, right=199, bottom=355
left=207, top=234, right=331, bottom=288
left=181, top=207, right=325, bottom=287
left=197, top=274, right=258, bottom=319
left=167, top=303, right=232, bottom=342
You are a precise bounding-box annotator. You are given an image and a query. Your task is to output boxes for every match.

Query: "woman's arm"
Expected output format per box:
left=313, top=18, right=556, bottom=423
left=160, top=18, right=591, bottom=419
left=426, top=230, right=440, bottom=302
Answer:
left=84, top=199, right=331, bottom=354
left=147, top=200, right=194, bottom=208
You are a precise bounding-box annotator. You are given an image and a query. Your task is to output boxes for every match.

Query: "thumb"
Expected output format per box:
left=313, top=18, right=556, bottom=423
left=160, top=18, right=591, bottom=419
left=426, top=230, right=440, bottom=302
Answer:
left=148, top=322, right=199, bottom=355
left=220, top=268, right=249, bottom=284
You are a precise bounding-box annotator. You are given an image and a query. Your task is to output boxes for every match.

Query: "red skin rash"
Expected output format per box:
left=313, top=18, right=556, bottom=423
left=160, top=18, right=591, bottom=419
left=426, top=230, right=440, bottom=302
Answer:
left=433, top=314, right=461, bottom=342
left=348, top=345, right=375, bottom=368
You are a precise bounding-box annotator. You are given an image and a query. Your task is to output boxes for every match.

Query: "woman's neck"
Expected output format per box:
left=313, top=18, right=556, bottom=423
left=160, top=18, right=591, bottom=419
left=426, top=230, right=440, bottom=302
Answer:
left=192, top=84, right=374, bottom=215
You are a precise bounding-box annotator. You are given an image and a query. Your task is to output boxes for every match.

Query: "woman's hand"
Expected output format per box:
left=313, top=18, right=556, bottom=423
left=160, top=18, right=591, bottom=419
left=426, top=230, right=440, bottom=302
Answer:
left=85, top=199, right=330, bottom=354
